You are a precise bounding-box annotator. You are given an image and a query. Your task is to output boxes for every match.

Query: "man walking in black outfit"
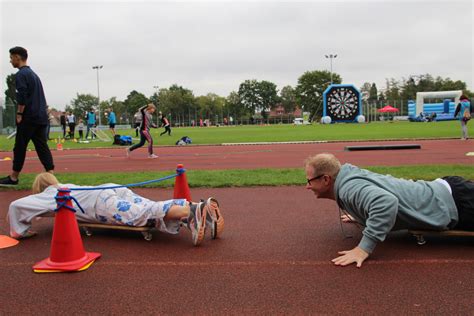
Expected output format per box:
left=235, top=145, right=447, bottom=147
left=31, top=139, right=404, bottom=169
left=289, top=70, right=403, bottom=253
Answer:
left=0, top=47, right=54, bottom=186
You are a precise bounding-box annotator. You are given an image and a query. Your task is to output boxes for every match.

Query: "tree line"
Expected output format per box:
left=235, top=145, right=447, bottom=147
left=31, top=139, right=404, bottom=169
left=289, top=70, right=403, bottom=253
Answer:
left=3, top=71, right=472, bottom=128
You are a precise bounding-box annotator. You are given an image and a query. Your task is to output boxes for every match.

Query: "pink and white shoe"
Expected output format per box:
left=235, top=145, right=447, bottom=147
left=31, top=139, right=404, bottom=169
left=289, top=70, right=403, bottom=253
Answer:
left=204, top=198, right=224, bottom=239
left=148, top=154, right=159, bottom=159
left=187, top=202, right=207, bottom=246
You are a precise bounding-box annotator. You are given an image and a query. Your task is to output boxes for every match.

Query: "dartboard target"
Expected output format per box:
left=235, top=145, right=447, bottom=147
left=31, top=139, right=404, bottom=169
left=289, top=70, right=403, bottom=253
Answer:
left=323, top=84, right=362, bottom=122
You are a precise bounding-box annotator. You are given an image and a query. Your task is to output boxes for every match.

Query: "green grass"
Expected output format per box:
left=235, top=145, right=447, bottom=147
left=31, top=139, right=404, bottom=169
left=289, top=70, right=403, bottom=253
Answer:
left=0, top=121, right=464, bottom=151
left=2, top=165, right=473, bottom=191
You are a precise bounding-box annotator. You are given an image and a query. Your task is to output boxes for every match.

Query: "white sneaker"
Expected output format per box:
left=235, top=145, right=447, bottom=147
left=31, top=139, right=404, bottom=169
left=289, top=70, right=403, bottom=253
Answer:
left=204, top=198, right=224, bottom=239
left=148, top=154, right=159, bottom=159
left=187, top=202, right=207, bottom=246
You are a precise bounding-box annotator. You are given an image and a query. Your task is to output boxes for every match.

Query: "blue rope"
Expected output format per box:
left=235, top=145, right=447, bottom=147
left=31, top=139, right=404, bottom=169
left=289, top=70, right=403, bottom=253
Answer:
left=54, top=190, right=85, bottom=213
left=67, top=167, right=185, bottom=191
left=53, top=168, right=186, bottom=214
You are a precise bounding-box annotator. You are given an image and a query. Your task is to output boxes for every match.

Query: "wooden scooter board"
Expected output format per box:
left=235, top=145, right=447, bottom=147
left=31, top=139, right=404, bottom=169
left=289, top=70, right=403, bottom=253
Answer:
left=79, top=223, right=151, bottom=232
left=78, top=223, right=154, bottom=240
left=409, top=230, right=474, bottom=237
left=409, top=230, right=474, bottom=245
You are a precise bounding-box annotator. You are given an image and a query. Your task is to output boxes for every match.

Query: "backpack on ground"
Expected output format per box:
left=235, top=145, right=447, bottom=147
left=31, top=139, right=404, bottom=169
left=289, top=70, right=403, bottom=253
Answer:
left=120, top=135, right=132, bottom=145
left=113, top=134, right=122, bottom=145
left=175, top=136, right=192, bottom=146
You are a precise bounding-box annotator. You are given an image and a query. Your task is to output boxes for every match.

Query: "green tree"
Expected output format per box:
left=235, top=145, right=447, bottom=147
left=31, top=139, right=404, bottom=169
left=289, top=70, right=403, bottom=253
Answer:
left=369, top=83, right=378, bottom=105
left=196, top=93, right=225, bottom=122
left=157, top=85, right=196, bottom=125
left=124, top=90, right=150, bottom=118
left=280, top=85, right=297, bottom=113
left=224, top=91, right=248, bottom=123
left=295, top=70, right=341, bottom=121
left=238, top=79, right=279, bottom=114
left=69, top=93, right=98, bottom=119
left=384, top=78, right=400, bottom=101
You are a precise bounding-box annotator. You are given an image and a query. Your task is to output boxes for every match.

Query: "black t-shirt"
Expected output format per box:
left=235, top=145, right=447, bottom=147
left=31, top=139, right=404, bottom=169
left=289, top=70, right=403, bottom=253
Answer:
left=15, top=66, right=49, bottom=125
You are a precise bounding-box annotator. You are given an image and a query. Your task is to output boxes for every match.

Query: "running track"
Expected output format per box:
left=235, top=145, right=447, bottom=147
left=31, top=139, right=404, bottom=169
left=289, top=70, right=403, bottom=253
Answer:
left=1, top=139, right=473, bottom=174
left=1, top=140, right=473, bottom=314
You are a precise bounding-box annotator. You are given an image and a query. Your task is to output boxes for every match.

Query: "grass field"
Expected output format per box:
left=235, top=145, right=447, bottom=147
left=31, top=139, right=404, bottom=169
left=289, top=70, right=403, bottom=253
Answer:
left=0, top=121, right=463, bottom=151
left=2, top=165, right=473, bottom=191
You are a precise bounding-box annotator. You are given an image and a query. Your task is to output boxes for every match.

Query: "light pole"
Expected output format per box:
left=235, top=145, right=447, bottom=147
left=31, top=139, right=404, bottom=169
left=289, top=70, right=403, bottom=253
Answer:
left=92, top=65, right=103, bottom=126
left=325, top=54, right=337, bottom=85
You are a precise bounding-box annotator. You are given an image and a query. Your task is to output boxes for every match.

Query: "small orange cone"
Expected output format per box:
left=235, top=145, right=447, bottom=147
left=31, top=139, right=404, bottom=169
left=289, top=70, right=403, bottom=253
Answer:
left=33, top=188, right=101, bottom=273
left=0, top=235, right=19, bottom=249
left=56, top=142, right=63, bottom=151
left=173, top=164, right=192, bottom=201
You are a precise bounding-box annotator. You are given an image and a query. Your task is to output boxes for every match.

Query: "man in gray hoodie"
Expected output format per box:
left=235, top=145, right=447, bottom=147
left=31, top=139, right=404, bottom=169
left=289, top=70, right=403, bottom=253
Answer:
left=305, top=153, right=473, bottom=268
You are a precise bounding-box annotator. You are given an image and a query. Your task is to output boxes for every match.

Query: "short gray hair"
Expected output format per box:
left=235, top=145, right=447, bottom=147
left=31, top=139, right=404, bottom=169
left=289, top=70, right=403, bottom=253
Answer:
left=304, top=153, right=341, bottom=177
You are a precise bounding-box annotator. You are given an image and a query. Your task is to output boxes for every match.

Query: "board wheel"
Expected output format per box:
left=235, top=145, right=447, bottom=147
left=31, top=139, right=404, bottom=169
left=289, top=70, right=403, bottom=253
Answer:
left=83, top=227, right=93, bottom=237
left=142, top=231, right=153, bottom=241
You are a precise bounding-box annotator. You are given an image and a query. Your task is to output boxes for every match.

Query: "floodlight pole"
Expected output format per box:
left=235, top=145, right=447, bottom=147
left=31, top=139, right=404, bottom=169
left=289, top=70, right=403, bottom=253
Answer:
left=325, top=54, right=337, bottom=85
left=92, top=65, right=103, bottom=126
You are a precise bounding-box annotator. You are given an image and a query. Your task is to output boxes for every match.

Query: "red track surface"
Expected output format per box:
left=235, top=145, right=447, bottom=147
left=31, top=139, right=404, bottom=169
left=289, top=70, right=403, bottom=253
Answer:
left=0, top=139, right=473, bottom=174
left=1, top=140, right=473, bottom=313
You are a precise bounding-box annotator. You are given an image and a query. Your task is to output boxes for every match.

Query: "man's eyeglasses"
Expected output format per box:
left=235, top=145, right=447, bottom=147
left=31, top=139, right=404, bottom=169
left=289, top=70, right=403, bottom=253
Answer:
left=306, top=174, right=325, bottom=185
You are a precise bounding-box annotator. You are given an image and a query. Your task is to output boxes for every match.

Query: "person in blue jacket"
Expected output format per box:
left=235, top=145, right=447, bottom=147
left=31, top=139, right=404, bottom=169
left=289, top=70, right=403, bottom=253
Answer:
left=107, top=108, right=117, bottom=136
left=85, top=109, right=96, bottom=140
left=454, top=94, right=472, bottom=140
left=305, top=153, right=473, bottom=268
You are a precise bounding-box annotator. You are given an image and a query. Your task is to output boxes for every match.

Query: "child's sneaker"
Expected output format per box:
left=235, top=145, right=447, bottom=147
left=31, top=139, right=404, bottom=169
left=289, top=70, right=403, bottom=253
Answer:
left=148, top=154, right=158, bottom=159
left=204, top=198, right=224, bottom=239
left=187, top=202, right=207, bottom=246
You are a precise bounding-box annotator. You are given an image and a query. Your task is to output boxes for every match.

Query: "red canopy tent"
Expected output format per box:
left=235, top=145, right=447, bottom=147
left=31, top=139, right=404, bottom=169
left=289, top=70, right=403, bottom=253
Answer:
left=377, top=105, right=399, bottom=113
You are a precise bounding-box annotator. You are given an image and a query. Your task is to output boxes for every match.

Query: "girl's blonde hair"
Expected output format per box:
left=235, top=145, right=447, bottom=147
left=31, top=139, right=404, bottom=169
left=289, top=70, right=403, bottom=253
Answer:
left=32, top=172, right=59, bottom=194
left=147, top=103, right=156, bottom=110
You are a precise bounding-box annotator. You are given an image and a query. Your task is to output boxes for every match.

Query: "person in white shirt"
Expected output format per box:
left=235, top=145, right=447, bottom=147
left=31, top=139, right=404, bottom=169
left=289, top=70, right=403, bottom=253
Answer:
left=66, top=112, right=76, bottom=139
left=8, top=173, right=224, bottom=246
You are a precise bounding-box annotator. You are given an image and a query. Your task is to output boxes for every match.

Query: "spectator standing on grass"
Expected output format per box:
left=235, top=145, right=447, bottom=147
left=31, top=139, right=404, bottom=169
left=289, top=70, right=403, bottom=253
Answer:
left=0, top=46, right=54, bottom=186
left=85, top=109, right=96, bottom=140
left=59, top=111, right=67, bottom=138
left=454, top=94, right=472, bottom=140
left=66, top=111, right=76, bottom=139
left=77, top=119, right=85, bottom=140
left=108, top=108, right=117, bottom=136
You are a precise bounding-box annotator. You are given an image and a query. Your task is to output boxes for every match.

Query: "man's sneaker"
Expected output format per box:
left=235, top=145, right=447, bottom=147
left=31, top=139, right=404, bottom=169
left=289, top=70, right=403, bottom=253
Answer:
left=0, top=176, right=19, bottom=187
left=148, top=154, right=159, bottom=159
left=187, top=202, right=207, bottom=246
left=204, top=197, right=224, bottom=239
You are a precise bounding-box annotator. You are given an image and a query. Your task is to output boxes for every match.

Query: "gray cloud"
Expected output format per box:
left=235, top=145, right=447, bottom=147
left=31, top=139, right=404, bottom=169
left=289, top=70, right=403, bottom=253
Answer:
left=1, top=0, right=472, bottom=108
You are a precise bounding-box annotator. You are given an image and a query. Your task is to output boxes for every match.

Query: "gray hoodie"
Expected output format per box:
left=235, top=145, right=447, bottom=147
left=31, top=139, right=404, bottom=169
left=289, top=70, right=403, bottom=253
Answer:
left=334, top=164, right=458, bottom=254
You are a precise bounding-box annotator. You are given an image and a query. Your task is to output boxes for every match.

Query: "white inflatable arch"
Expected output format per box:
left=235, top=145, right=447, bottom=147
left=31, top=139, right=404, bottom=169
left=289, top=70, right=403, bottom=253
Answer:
left=416, top=90, right=462, bottom=115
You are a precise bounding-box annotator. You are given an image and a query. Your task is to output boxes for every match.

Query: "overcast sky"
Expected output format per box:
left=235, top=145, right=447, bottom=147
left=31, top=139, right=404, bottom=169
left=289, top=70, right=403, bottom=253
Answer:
left=1, top=0, right=472, bottom=109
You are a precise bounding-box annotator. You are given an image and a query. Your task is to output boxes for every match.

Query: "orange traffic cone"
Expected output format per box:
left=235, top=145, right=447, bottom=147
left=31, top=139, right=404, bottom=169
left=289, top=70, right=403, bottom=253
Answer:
left=173, top=164, right=192, bottom=201
left=33, top=188, right=101, bottom=273
left=56, top=142, right=63, bottom=151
